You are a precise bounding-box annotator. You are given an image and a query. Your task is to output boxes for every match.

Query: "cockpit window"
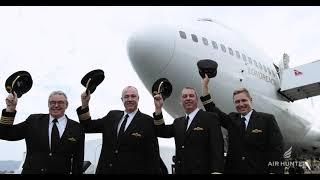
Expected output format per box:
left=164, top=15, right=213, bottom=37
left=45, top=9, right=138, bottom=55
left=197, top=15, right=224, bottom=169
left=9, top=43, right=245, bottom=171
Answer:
left=248, top=57, right=253, bottom=64
left=242, top=54, right=247, bottom=62
left=220, top=44, right=226, bottom=52
left=235, top=50, right=240, bottom=58
left=202, top=37, right=208, bottom=46
left=191, top=34, right=198, bottom=42
left=228, top=47, right=234, bottom=56
left=179, top=31, right=187, bottom=39
left=212, top=41, right=218, bottom=49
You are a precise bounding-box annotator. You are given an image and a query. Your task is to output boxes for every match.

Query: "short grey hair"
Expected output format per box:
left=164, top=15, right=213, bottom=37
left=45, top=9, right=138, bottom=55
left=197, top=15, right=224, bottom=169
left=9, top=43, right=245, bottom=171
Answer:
left=181, top=87, right=198, bottom=99
left=48, top=90, right=68, bottom=104
left=121, top=86, right=139, bottom=98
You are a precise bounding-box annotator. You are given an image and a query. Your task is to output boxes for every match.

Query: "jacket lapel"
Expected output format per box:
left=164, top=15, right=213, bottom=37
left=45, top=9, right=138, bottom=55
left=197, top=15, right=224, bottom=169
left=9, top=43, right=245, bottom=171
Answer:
left=42, top=114, right=50, bottom=151
left=245, top=110, right=258, bottom=134
left=60, top=116, right=72, bottom=144
left=114, top=111, right=124, bottom=142
left=54, top=116, right=76, bottom=152
left=118, top=110, right=140, bottom=143
left=175, top=117, right=187, bottom=143
left=124, top=110, right=140, bottom=136
left=230, top=113, right=246, bottom=137
left=185, top=109, right=202, bottom=136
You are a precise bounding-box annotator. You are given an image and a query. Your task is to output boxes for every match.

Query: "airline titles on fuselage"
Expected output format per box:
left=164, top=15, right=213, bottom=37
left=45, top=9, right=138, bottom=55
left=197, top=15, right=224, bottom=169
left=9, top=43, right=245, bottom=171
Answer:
left=247, top=66, right=277, bottom=86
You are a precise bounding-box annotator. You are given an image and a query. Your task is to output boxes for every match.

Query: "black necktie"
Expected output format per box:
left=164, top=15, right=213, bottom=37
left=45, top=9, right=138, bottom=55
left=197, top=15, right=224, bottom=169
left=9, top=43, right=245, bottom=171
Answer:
left=240, top=117, right=246, bottom=134
left=51, top=119, right=60, bottom=151
left=185, top=116, right=190, bottom=131
left=118, top=114, right=129, bottom=138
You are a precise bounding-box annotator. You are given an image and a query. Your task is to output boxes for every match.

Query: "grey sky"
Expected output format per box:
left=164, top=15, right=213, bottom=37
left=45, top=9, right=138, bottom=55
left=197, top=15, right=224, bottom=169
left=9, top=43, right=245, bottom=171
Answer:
left=0, top=6, right=319, bottom=160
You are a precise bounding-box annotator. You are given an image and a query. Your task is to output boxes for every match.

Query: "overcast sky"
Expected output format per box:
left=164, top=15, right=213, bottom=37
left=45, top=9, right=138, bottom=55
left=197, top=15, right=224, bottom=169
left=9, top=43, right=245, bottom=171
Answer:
left=0, top=6, right=319, bottom=161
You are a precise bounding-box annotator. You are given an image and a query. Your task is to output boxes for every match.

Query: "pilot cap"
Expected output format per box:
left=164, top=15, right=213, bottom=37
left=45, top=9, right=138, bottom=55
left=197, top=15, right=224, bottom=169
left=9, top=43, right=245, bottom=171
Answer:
left=152, top=78, right=173, bottom=100
left=197, top=59, right=218, bottom=78
left=81, top=69, right=105, bottom=94
left=5, top=71, right=33, bottom=98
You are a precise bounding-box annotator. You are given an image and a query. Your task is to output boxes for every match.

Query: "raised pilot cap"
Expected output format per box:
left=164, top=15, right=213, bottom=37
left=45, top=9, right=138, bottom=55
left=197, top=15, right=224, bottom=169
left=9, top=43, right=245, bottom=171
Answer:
left=197, top=59, right=218, bottom=78
left=81, top=69, right=105, bottom=94
left=152, top=78, right=172, bottom=100
left=5, top=71, right=33, bottom=98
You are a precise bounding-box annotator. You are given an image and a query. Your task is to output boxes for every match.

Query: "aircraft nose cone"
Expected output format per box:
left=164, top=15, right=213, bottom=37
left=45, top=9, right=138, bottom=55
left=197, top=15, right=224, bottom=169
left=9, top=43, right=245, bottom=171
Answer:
left=127, top=26, right=175, bottom=79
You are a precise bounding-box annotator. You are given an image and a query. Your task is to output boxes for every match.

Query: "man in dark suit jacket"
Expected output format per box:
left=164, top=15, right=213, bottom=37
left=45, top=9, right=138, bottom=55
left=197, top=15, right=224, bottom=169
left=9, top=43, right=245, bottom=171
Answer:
left=0, top=91, right=84, bottom=174
left=77, top=86, right=160, bottom=174
left=200, top=74, right=284, bottom=174
left=153, top=87, right=224, bottom=174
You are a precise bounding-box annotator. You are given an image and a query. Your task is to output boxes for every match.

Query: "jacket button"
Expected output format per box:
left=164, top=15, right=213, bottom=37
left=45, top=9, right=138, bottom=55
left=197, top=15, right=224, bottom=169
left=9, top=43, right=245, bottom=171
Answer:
left=109, top=163, right=113, bottom=167
left=41, top=168, right=45, bottom=172
left=242, top=156, right=246, bottom=160
left=49, top=153, right=52, bottom=156
left=177, top=161, right=181, bottom=164
left=115, top=150, right=118, bottom=154
left=181, top=145, right=184, bottom=149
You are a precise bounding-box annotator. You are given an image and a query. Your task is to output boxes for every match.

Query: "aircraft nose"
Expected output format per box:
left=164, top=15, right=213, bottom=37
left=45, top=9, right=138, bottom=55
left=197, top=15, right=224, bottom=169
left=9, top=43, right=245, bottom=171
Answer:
left=127, top=26, right=175, bottom=79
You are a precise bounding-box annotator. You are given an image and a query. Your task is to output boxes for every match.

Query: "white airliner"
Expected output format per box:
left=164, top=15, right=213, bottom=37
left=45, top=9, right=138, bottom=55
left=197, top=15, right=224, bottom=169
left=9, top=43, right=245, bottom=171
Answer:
left=14, top=18, right=320, bottom=174
left=126, top=18, right=320, bottom=163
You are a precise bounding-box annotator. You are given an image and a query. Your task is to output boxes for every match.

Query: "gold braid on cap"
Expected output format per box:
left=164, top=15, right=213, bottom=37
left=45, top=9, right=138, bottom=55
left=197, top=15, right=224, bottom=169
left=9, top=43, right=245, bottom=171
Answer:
left=157, top=81, right=164, bottom=94
left=85, top=78, right=92, bottom=90
left=9, top=76, right=21, bottom=93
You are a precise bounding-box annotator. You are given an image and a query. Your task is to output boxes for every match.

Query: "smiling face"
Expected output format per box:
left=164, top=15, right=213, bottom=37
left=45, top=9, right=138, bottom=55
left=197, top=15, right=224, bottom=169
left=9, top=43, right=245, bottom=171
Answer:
left=233, top=89, right=253, bottom=116
left=180, top=87, right=198, bottom=114
left=121, top=86, right=139, bottom=113
left=48, top=92, right=68, bottom=119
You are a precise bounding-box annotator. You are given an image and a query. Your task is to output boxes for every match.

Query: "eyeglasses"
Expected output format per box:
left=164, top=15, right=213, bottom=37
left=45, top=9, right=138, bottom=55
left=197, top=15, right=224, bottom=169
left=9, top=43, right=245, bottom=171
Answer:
left=49, top=101, right=66, bottom=106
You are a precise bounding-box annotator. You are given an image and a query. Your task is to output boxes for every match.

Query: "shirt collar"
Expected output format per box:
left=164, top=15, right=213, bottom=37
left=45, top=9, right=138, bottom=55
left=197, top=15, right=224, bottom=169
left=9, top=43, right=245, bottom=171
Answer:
left=186, top=108, right=200, bottom=120
left=49, top=115, right=67, bottom=124
left=241, top=110, right=253, bottom=121
left=124, top=108, right=138, bottom=118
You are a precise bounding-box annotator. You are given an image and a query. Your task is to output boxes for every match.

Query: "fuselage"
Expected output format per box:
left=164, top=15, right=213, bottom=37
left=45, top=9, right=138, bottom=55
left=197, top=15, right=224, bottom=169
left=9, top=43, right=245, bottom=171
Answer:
left=127, top=19, right=320, bottom=157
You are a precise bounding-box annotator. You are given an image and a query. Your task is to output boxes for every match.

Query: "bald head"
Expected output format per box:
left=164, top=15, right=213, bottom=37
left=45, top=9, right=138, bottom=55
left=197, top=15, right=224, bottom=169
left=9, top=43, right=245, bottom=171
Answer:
left=122, top=86, right=139, bottom=98
left=121, top=86, right=139, bottom=113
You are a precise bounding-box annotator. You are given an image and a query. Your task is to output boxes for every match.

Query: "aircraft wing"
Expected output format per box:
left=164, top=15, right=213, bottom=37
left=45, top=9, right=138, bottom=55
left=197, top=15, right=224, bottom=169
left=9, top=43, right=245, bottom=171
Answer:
left=279, top=60, right=320, bottom=102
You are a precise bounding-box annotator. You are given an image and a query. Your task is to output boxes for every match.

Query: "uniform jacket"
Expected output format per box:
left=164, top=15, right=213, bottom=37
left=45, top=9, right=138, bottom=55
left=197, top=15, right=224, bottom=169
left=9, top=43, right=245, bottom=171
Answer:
left=200, top=94, right=284, bottom=174
left=0, top=109, right=84, bottom=174
left=153, top=109, right=224, bottom=174
left=77, top=107, right=160, bottom=174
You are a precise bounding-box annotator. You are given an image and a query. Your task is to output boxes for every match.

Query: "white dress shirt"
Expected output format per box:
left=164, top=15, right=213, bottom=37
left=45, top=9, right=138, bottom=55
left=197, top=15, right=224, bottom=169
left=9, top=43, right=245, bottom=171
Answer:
left=117, top=108, right=138, bottom=135
left=49, top=115, right=67, bottom=149
left=185, top=108, right=200, bottom=130
left=241, top=109, right=253, bottom=129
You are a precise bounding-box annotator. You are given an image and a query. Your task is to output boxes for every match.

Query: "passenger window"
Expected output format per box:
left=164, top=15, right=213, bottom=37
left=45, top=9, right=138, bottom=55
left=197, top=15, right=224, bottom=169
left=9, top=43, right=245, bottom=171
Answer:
left=179, top=31, right=187, bottom=39
left=220, top=44, right=226, bottom=52
left=253, top=59, right=258, bottom=68
left=202, top=37, right=208, bottom=46
left=212, top=41, right=218, bottom=49
left=248, top=57, right=252, bottom=64
left=235, top=50, right=240, bottom=58
left=242, top=54, right=247, bottom=62
left=272, top=70, right=277, bottom=78
left=191, top=34, right=198, bottom=42
left=228, top=47, right=234, bottom=56
left=267, top=67, right=272, bottom=75
left=263, top=65, right=267, bottom=73
left=258, top=62, right=263, bottom=70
